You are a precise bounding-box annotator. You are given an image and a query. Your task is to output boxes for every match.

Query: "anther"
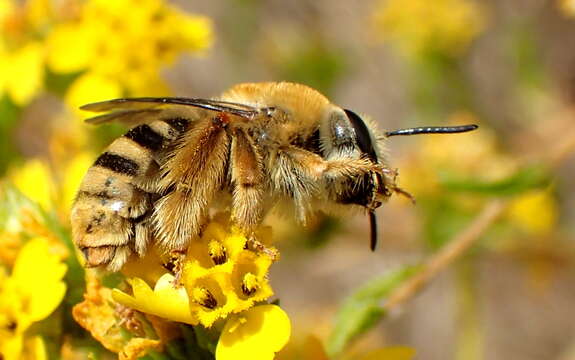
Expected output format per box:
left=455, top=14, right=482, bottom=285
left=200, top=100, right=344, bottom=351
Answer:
left=208, top=240, right=227, bottom=265
left=191, top=287, right=217, bottom=309
left=241, top=273, right=259, bottom=296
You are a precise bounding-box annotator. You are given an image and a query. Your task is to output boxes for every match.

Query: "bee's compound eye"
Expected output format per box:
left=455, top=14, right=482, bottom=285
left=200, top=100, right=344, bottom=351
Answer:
left=344, top=109, right=378, bottom=162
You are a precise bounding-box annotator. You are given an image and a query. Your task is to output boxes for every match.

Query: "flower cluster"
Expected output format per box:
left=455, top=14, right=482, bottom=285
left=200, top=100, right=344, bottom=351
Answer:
left=0, top=0, right=212, bottom=107
left=109, top=216, right=290, bottom=359
left=113, top=219, right=276, bottom=328
left=0, top=237, right=67, bottom=360
left=372, top=0, right=485, bottom=58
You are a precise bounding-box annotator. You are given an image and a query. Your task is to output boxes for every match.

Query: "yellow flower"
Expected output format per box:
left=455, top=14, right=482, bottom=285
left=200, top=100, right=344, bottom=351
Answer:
left=65, top=72, right=123, bottom=115
left=216, top=305, right=291, bottom=360
left=507, top=189, right=558, bottom=236
left=559, top=0, right=575, bottom=16
left=397, top=113, right=517, bottom=197
left=276, top=335, right=329, bottom=360
left=9, top=158, right=55, bottom=210
left=112, top=274, right=198, bottom=325
left=356, top=346, right=416, bottom=360
left=373, top=0, right=485, bottom=58
left=0, top=237, right=67, bottom=360
left=114, top=217, right=276, bottom=328
left=0, top=41, right=44, bottom=105
left=44, top=0, right=213, bottom=105
left=46, top=23, right=98, bottom=73
left=57, top=151, right=94, bottom=219
left=74, top=271, right=174, bottom=359
left=183, top=222, right=275, bottom=327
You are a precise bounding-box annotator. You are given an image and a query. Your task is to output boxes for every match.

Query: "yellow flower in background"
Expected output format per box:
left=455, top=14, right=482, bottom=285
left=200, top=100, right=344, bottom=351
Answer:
left=355, top=347, right=416, bottom=360
left=0, top=41, right=44, bottom=105
left=0, top=238, right=67, bottom=360
left=55, top=151, right=93, bottom=218
left=397, top=112, right=517, bottom=197
left=114, top=217, right=276, bottom=328
left=216, top=304, right=291, bottom=360
left=0, top=0, right=56, bottom=106
left=46, top=0, right=213, bottom=106
left=373, top=0, right=485, bottom=58
left=0, top=0, right=212, bottom=106
left=559, top=0, right=575, bottom=16
left=508, top=189, right=558, bottom=236
left=276, top=335, right=329, bottom=360
left=63, top=72, right=122, bottom=114
left=9, top=159, right=55, bottom=210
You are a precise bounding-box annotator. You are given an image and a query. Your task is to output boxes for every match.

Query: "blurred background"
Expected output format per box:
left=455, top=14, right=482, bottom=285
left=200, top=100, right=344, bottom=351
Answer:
left=2, top=0, right=575, bottom=359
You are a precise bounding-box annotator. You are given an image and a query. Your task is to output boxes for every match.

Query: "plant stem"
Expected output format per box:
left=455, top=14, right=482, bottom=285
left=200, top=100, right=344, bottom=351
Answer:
left=382, top=199, right=507, bottom=313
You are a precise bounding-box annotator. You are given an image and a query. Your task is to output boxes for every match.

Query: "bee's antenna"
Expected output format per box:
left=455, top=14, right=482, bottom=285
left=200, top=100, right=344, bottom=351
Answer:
left=369, top=211, right=378, bottom=251
left=385, top=124, right=478, bottom=137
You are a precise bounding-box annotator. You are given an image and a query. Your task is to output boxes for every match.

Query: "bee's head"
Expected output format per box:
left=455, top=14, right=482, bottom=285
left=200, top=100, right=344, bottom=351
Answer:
left=340, top=108, right=478, bottom=250
left=341, top=109, right=392, bottom=208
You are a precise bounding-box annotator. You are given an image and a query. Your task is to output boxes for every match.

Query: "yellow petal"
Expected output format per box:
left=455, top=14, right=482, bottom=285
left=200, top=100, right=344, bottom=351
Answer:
left=276, top=335, right=329, bottom=360
left=112, top=274, right=198, bottom=325
left=373, top=0, right=485, bottom=57
left=508, top=189, right=558, bottom=236
left=216, top=305, right=291, bottom=360
left=357, top=346, right=416, bottom=360
left=5, top=42, right=44, bottom=105
left=65, top=72, right=122, bottom=115
left=10, top=159, right=54, bottom=210
left=560, top=0, right=575, bottom=16
left=11, top=238, right=67, bottom=322
left=175, top=13, right=213, bottom=53
left=59, top=152, right=94, bottom=218
left=185, top=271, right=234, bottom=327
left=0, top=332, right=24, bottom=360
left=46, top=24, right=96, bottom=73
left=21, top=336, right=47, bottom=360
left=121, top=247, right=167, bottom=285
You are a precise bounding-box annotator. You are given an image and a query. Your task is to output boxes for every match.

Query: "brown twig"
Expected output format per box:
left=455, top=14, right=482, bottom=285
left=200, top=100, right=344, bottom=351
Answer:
left=381, top=125, right=575, bottom=314
left=383, top=199, right=508, bottom=313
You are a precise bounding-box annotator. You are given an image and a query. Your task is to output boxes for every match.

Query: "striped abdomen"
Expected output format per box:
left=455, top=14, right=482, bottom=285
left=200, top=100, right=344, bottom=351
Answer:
left=71, top=118, right=190, bottom=270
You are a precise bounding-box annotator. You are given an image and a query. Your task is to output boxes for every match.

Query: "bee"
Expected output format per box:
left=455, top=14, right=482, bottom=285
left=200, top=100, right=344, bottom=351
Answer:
left=71, top=82, right=477, bottom=270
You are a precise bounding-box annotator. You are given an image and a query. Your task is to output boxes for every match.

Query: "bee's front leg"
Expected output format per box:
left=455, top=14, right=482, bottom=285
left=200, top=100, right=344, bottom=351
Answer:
left=245, top=234, right=279, bottom=261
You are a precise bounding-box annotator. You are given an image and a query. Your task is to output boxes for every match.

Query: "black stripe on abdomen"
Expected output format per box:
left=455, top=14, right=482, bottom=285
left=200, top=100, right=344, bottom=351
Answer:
left=94, top=152, right=139, bottom=176
left=125, top=124, right=165, bottom=151
left=164, top=117, right=190, bottom=133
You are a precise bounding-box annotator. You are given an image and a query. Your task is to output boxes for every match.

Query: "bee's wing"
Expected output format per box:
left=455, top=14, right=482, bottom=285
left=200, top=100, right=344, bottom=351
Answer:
left=81, top=97, right=260, bottom=125
left=83, top=109, right=164, bottom=125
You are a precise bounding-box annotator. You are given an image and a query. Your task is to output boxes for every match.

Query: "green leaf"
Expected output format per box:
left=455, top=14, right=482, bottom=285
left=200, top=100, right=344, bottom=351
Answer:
left=327, top=266, right=417, bottom=357
left=439, top=164, right=550, bottom=196
left=180, top=325, right=215, bottom=360
left=420, top=197, right=475, bottom=249
left=194, top=325, right=219, bottom=354
left=0, top=96, right=21, bottom=175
